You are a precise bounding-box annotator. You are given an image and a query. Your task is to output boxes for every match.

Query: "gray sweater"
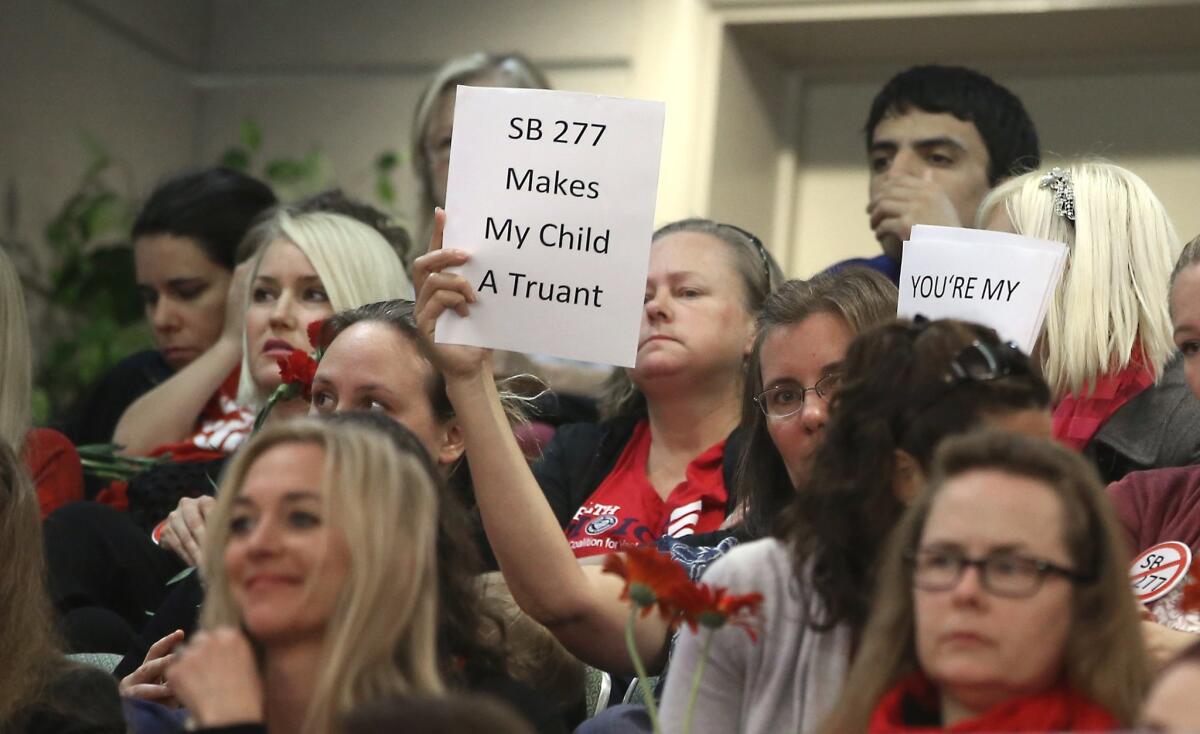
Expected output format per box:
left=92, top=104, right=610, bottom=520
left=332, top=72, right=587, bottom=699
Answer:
left=660, top=538, right=853, bottom=734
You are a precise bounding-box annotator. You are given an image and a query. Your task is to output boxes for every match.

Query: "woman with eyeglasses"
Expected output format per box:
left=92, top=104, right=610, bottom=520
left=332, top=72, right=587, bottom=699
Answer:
left=979, top=161, right=1200, bottom=483
left=819, top=430, right=1148, bottom=732
left=659, top=318, right=1053, bottom=734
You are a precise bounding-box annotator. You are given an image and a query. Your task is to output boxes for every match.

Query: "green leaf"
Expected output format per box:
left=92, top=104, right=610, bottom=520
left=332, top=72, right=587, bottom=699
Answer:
left=375, top=177, right=395, bottom=205
left=375, top=150, right=400, bottom=171
left=221, top=147, right=251, bottom=171
left=241, top=119, right=263, bottom=153
left=264, top=158, right=307, bottom=185
left=80, top=133, right=111, bottom=180
left=80, top=193, right=126, bottom=242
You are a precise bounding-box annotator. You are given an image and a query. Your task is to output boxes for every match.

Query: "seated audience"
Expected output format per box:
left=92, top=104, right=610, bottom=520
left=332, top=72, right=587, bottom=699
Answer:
left=413, top=263, right=895, bottom=679
left=1106, top=234, right=1200, bottom=662
left=0, top=440, right=124, bottom=733
left=45, top=208, right=412, bottom=652
left=1141, top=639, right=1200, bottom=732
left=161, top=415, right=446, bottom=733
left=120, top=309, right=576, bottom=732
left=63, top=167, right=276, bottom=453
left=112, top=206, right=412, bottom=463
left=830, top=65, right=1040, bottom=282
left=660, top=319, right=1053, bottom=734
left=979, top=160, right=1200, bottom=481
left=0, top=247, right=84, bottom=517
left=819, top=430, right=1149, bottom=732
left=416, top=211, right=781, bottom=563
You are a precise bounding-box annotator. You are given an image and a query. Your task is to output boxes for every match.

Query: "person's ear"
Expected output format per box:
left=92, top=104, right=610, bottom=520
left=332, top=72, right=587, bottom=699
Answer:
left=893, top=449, right=926, bottom=505
left=743, top=320, right=758, bottom=358
left=436, top=418, right=466, bottom=466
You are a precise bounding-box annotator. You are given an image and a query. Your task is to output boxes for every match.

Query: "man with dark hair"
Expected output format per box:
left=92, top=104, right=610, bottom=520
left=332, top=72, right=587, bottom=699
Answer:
left=831, top=65, right=1040, bottom=282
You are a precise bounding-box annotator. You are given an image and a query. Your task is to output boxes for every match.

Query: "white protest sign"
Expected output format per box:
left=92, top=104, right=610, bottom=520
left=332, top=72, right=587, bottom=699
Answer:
left=897, top=225, right=1067, bottom=353
left=435, top=86, right=665, bottom=367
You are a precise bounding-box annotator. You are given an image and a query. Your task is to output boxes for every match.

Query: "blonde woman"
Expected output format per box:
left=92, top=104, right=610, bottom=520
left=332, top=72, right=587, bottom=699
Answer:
left=819, top=430, right=1149, bottom=733
left=0, top=248, right=84, bottom=517
left=978, top=160, right=1199, bottom=481
left=46, top=210, right=412, bottom=654
left=0, top=440, right=124, bottom=732
left=113, top=208, right=413, bottom=457
left=166, top=414, right=443, bottom=733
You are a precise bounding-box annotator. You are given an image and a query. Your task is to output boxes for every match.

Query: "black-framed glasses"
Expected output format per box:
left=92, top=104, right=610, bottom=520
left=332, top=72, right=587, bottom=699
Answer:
left=754, top=373, right=841, bottom=420
left=718, top=223, right=774, bottom=289
left=907, top=547, right=1092, bottom=599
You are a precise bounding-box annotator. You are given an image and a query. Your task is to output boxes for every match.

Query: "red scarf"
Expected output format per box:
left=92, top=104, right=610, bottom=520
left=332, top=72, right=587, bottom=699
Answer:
left=1052, top=347, right=1154, bottom=450
left=868, top=673, right=1118, bottom=733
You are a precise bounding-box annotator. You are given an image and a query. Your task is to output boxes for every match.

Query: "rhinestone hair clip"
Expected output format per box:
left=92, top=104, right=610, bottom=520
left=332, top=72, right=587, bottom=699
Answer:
left=1039, top=167, right=1076, bottom=222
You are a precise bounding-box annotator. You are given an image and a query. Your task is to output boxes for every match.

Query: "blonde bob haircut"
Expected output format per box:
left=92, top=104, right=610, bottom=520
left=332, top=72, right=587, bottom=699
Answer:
left=235, top=209, right=414, bottom=406
left=818, top=429, right=1150, bottom=733
left=977, top=160, right=1179, bottom=400
left=200, top=416, right=444, bottom=734
left=0, top=248, right=32, bottom=452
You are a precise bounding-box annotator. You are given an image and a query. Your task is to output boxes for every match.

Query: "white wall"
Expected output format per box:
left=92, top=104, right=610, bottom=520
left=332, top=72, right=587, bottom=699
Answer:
left=0, top=0, right=203, bottom=252
left=195, top=0, right=643, bottom=230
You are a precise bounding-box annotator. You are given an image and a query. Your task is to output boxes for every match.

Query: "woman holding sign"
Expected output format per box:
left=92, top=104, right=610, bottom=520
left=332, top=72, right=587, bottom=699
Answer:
left=978, top=160, right=1200, bottom=482
left=412, top=212, right=777, bottom=658
left=418, top=212, right=779, bottom=558
left=817, top=430, right=1148, bottom=733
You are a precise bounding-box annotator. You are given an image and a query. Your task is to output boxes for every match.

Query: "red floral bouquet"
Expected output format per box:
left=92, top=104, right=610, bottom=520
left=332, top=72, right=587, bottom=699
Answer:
left=252, top=320, right=324, bottom=431
left=603, top=545, right=763, bottom=734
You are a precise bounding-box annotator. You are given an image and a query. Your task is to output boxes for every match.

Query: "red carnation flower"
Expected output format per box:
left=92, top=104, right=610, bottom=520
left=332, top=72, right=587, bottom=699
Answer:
left=306, top=319, right=326, bottom=353
left=276, top=349, right=319, bottom=402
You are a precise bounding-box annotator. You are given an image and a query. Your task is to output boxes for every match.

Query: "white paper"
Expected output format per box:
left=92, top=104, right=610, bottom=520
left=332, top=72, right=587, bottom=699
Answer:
left=898, top=226, right=1068, bottom=353
left=435, top=86, right=666, bottom=367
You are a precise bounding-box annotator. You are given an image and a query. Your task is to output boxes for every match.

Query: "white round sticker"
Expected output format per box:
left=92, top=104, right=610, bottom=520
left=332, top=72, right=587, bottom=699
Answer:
left=1129, top=541, right=1192, bottom=605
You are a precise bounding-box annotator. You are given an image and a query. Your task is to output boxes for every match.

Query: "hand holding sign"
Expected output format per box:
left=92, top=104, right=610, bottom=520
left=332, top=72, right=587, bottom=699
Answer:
left=413, top=208, right=492, bottom=383
left=434, top=86, right=666, bottom=367
left=897, top=225, right=1067, bottom=353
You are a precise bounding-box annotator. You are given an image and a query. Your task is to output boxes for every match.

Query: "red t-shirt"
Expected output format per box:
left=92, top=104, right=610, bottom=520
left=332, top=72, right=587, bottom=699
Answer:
left=564, top=420, right=728, bottom=558
left=24, top=428, right=84, bottom=519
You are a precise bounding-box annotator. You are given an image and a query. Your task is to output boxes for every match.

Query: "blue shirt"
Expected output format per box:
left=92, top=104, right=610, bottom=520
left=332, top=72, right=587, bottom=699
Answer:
left=824, top=253, right=900, bottom=285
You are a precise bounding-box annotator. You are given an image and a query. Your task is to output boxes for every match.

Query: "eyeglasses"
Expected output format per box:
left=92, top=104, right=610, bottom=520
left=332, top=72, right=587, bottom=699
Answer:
left=754, top=373, right=841, bottom=420
left=907, top=547, right=1092, bottom=599
left=718, top=223, right=774, bottom=290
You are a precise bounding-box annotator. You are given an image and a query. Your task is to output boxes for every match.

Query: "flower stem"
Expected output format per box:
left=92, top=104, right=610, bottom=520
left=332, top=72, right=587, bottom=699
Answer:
left=683, top=628, right=715, bottom=734
left=624, top=605, right=662, bottom=733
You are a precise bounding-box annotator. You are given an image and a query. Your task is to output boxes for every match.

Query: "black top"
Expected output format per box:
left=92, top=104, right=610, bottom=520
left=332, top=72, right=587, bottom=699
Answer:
left=60, top=350, right=174, bottom=499
left=61, top=350, right=173, bottom=447
left=1088, top=355, right=1200, bottom=483
left=531, top=415, right=743, bottom=529
left=7, top=665, right=125, bottom=734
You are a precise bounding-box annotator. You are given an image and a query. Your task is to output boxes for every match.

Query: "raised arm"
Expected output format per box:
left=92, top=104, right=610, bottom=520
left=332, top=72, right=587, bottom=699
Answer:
left=413, top=209, right=670, bottom=674
left=113, top=263, right=249, bottom=455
